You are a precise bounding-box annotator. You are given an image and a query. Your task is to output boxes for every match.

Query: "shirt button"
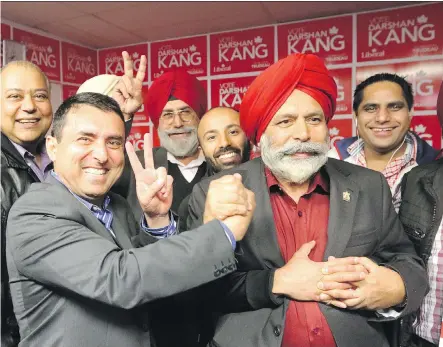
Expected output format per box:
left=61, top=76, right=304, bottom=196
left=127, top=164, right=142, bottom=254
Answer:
left=298, top=211, right=303, bottom=217
left=142, top=323, right=149, bottom=331
left=312, top=327, right=320, bottom=335
left=273, top=325, right=282, bottom=337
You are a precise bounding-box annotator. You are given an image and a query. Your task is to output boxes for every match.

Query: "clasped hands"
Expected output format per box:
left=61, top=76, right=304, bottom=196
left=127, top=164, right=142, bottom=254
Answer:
left=272, top=241, right=406, bottom=311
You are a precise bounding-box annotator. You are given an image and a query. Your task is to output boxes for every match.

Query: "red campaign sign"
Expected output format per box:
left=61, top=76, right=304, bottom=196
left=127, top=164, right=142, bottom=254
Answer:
left=328, top=118, right=353, bottom=148
left=329, top=68, right=352, bottom=115
left=62, top=85, right=79, bottom=100
left=127, top=124, right=157, bottom=151
left=211, top=76, right=256, bottom=111
left=356, top=60, right=443, bottom=111
left=13, top=28, right=61, bottom=81
left=1, top=23, right=11, bottom=68
left=62, top=42, right=97, bottom=84
left=98, top=44, right=148, bottom=83
left=410, top=115, right=442, bottom=150
left=151, top=36, right=207, bottom=80
left=210, top=26, right=274, bottom=75
left=278, top=15, right=353, bottom=65
left=357, top=3, right=443, bottom=62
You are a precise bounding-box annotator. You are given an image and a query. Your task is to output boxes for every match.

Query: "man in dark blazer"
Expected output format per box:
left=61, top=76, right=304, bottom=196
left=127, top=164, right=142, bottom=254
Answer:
left=185, top=53, right=428, bottom=347
left=6, top=93, right=255, bottom=347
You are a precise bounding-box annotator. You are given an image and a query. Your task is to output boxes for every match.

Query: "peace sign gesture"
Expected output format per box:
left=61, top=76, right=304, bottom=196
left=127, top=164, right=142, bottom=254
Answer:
left=112, top=51, right=147, bottom=120
left=125, top=133, right=173, bottom=222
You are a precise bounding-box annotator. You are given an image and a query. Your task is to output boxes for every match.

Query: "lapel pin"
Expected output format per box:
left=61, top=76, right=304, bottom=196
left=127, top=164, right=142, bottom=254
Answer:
left=342, top=191, right=351, bottom=202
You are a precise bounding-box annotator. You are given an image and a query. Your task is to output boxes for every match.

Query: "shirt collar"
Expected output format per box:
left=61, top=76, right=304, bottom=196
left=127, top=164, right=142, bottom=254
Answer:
left=11, top=141, right=52, bottom=168
left=264, top=165, right=330, bottom=195
left=50, top=170, right=111, bottom=211
left=167, top=150, right=206, bottom=168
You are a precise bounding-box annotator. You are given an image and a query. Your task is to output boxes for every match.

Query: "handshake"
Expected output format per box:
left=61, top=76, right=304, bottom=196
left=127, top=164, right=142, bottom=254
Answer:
left=204, top=173, right=256, bottom=241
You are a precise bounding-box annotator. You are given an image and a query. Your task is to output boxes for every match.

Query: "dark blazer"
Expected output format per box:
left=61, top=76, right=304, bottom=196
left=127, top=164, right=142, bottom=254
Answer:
left=6, top=174, right=236, bottom=347
left=186, top=158, right=428, bottom=347
left=398, top=158, right=443, bottom=347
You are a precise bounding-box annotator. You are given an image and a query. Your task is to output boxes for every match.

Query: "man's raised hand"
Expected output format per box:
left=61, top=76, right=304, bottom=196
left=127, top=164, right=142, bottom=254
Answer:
left=112, top=51, right=147, bottom=119
left=125, top=133, right=173, bottom=227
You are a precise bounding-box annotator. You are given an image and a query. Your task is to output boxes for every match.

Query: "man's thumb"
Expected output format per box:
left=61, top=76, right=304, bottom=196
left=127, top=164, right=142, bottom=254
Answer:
left=295, top=241, right=316, bottom=258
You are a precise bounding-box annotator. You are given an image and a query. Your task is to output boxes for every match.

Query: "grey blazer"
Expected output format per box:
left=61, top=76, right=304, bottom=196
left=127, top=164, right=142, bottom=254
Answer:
left=186, top=158, right=428, bottom=347
left=6, top=174, right=236, bottom=347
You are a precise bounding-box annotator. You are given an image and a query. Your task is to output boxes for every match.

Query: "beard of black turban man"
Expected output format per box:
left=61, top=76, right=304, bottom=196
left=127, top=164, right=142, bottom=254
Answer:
left=183, top=52, right=427, bottom=347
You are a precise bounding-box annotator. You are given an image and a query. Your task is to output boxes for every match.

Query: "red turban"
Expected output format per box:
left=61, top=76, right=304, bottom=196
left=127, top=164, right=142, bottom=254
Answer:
left=145, top=69, right=207, bottom=127
left=240, top=53, right=337, bottom=145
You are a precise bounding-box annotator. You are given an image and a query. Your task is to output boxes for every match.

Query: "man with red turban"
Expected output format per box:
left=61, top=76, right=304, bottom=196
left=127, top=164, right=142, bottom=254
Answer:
left=185, top=53, right=427, bottom=347
left=125, top=69, right=209, bottom=220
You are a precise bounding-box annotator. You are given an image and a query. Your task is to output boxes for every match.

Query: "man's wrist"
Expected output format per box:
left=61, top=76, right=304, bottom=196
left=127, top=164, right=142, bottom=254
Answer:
left=144, top=212, right=170, bottom=229
left=271, top=268, right=286, bottom=296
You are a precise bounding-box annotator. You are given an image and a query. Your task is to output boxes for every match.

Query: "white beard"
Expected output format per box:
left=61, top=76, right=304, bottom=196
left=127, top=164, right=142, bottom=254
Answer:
left=158, top=126, right=199, bottom=157
left=260, top=134, right=329, bottom=184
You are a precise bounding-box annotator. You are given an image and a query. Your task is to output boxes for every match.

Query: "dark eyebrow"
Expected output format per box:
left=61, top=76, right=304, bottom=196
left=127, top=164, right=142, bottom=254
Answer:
left=77, top=131, right=97, bottom=138
left=387, top=101, right=406, bottom=107
left=361, top=102, right=378, bottom=109
left=107, top=135, right=124, bottom=142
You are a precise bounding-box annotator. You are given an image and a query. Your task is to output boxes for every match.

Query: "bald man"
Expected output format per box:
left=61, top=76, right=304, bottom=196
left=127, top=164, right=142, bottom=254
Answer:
left=185, top=53, right=427, bottom=347
left=1, top=61, right=53, bottom=347
left=198, top=106, right=250, bottom=173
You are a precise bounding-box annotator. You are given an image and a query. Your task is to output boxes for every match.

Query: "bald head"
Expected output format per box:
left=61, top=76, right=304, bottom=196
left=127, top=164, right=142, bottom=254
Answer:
left=1, top=60, right=52, bottom=151
left=198, top=107, right=249, bottom=172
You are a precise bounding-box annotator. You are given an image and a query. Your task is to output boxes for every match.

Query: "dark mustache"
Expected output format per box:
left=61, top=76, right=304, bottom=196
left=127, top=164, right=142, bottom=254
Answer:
left=214, top=146, right=241, bottom=158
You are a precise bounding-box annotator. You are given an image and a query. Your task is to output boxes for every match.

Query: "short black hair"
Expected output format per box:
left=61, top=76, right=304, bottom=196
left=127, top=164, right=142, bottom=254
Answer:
left=353, top=73, right=413, bottom=115
left=52, top=92, right=125, bottom=140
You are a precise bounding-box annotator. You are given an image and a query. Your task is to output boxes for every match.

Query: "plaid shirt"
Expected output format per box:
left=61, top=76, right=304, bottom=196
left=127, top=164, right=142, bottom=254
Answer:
left=413, top=217, right=443, bottom=344
left=345, top=132, right=418, bottom=211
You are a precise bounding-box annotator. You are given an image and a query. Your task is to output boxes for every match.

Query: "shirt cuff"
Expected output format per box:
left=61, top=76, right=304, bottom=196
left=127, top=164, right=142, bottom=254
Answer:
left=218, top=220, right=236, bottom=251
left=140, top=211, right=177, bottom=238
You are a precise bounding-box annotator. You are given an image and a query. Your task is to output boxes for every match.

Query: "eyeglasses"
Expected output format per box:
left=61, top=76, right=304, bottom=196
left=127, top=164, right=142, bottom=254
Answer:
left=160, top=108, right=196, bottom=124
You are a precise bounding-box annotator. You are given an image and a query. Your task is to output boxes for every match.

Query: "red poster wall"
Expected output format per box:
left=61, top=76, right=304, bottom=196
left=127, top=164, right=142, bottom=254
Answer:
left=278, top=15, right=353, bottom=65
left=356, top=59, right=443, bottom=111
left=62, top=85, right=79, bottom=100
left=211, top=76, right=256, bottom=110
left=151, top=36, right=207, bottom=80
left=357, top=2, right=443, bottom=62
left=62, top=42, right=97, bottom=84
left=410, top=115, right=442, bottom=150
left=329, top=68, right=352, bottom=115
left=98, top=44, right=149, bottom=83
left=13, top=28, right=61, bottom=81
left=328, top=119, right=354, bottom=148
left=210, top=27, right=274, bottom=75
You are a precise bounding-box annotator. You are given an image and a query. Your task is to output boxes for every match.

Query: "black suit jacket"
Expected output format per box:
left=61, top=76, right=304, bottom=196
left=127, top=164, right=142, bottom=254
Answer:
left=186, top=158, right=428, bottom=347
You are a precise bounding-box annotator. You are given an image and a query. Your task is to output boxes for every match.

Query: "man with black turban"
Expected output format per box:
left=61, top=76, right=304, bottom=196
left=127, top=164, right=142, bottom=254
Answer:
left=183, top=53, right=427, bottom=347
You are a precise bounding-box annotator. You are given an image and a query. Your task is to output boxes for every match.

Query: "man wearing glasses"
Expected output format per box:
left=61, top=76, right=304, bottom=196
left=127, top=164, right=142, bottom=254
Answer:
left=123, top=69, right=208, bottom=221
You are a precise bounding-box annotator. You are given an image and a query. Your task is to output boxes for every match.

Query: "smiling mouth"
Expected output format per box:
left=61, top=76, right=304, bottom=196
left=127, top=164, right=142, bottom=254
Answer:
left=218, top=152, right=239, bottom=160
left=84, top=168, right=108, bottom=175
left=169, top=132, right=190, bottom=137
left=16, top=119, right=40, bottom=124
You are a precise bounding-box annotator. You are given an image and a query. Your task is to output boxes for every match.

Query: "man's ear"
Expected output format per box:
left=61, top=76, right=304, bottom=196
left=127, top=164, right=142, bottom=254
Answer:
left=46, top=135, right=58, bottom=162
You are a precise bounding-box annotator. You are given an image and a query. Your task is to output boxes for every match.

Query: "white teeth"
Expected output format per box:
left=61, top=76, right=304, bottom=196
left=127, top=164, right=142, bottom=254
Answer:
left=84, top=168, right=107, bottom=175
left=373, top=128, right=393, bottom=132
left=219, top=152, right=237, bottom=159
left=18, top=119, right=38, bottom=124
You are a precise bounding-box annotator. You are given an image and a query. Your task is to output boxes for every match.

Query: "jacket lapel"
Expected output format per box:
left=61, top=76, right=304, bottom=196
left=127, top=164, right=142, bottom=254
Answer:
left=239, top=159, right=285, bottom=268
left=109, top=203, right=134, bottom=249
left=323, top=160, right=360, bottom=259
